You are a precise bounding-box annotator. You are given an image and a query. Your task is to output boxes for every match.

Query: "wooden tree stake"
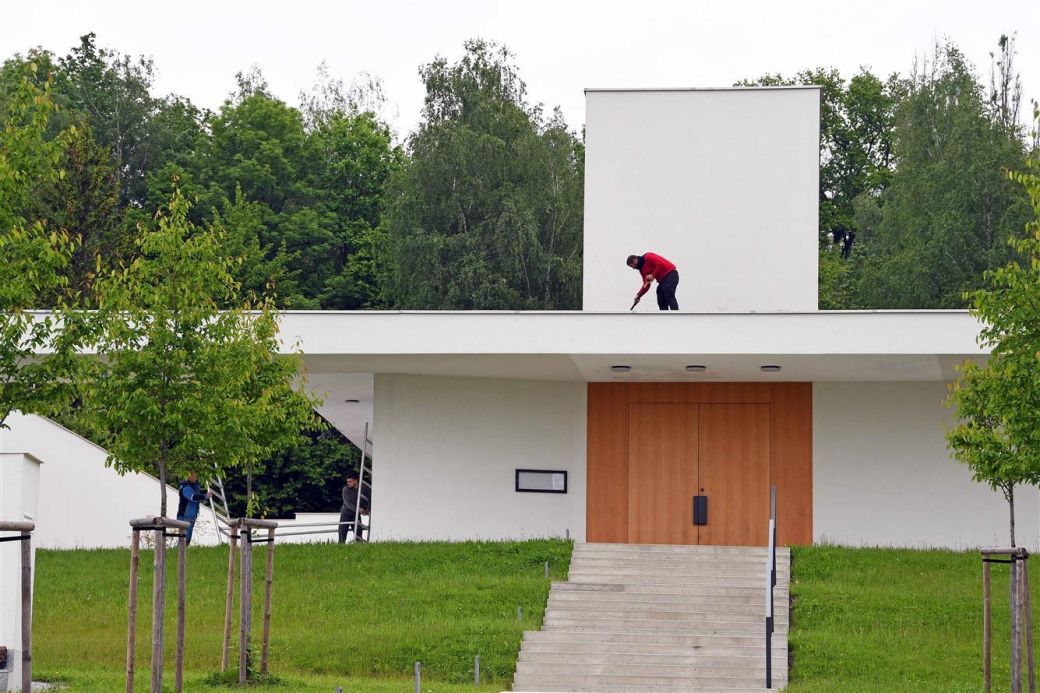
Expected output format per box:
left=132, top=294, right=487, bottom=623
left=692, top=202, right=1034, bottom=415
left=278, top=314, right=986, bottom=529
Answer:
left=20, top=529, right=32, bottom=693
left=984, top=558, right=992, bottom=692
left=150, top=527, right=166, bottom=693
left=222, top=524, right=239, bottom=672
left=175, top=530, right=187, bottom=693
left=239, top=529, right=253, bottom=685
left=261, top=527, right=275, bottom=674
left=126, top=529, right=141, bottom=693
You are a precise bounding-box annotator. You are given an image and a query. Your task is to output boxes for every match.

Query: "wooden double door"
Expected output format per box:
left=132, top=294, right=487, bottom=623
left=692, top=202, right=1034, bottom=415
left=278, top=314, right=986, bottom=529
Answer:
left=627, top=402, right=770, bottom=546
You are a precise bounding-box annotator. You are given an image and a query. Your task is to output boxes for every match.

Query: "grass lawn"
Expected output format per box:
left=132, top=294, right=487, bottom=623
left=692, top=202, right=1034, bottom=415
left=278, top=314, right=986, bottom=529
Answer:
left=786, top=545, right=1040, bottom=692
left=33, top=540, right=1040, bottom=691
left=32, top=539, right=572, bottom=691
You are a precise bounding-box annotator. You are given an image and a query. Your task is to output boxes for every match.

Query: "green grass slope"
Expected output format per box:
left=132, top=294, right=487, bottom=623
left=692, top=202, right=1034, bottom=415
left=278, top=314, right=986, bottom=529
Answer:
left=787, top=545, right=1040, bottom=692
left=33, top=539, right=572, bottom=691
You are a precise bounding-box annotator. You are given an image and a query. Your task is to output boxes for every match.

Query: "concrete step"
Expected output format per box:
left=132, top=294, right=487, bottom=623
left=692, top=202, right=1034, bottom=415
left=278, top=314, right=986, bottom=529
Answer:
left=547, top=597, right=789, bottom=620
left=576, top=542, right=790, bottom=555
left=518, top=651, right=787, bottom=666
left=552, top=581, right=789, bottom=598
left=542, top=618, right=789, bottom=635
left=512, top=672, right=785, bottom=689
left=519, top=639, right=785, bottom=657
left=572, top=552, right=791, bottom=565
left=567, top=572, right=768, bottom=587
left=570, top=558, right=790, bottom=573
left=544, top=607, right=787, bottom=625
left=514, top=661, right=787, bottom=677
left=549, top=589, right=786, bottom=607
left=523, top=629, right=785, bottom=649
left=568, top=564, right=788, bottom=578
left=512, top=684, right=780, bottom=692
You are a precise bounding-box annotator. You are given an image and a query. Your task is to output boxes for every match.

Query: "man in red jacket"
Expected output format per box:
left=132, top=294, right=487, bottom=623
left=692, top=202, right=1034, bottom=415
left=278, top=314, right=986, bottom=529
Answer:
left=628, top=252, right=680, bottom=310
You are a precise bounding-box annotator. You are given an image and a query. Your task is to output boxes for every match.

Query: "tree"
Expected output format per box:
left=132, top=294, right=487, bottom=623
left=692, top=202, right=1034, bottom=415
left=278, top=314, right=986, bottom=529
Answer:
left=946, top=104, right=1040, bottom=546
left=383, top=39, right=584, bottom=310
left=78, top=189, right=320, bottom=516
left=35, top=123, right=128, bottom=302
left=854, top=40, right=1031, bottom=309
left=0, top=57, right=84, bottom=428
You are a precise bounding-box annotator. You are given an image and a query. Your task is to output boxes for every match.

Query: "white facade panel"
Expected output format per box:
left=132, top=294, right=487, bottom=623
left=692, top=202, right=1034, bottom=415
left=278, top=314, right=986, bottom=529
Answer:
left=813, top=382, right=1038, bottom=550
left=0, top=413, right=220, bottom=549
left=583, top=88, right=820, bottom=312
left=372, top=375, right=586, bottom=542
left=0, top=452, right=40, bottom=690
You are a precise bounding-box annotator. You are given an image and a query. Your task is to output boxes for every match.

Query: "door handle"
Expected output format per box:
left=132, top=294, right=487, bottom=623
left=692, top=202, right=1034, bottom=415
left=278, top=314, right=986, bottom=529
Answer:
left=693, top=495, right=708, bottom=525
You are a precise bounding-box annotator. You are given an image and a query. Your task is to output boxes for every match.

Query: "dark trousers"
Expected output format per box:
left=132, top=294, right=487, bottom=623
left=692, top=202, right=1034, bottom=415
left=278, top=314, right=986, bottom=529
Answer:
left=177, top=516, right=196, bottom=545
left=338, top=509, right=363, bottom=543
left=656, top=269, right=679, bottom=310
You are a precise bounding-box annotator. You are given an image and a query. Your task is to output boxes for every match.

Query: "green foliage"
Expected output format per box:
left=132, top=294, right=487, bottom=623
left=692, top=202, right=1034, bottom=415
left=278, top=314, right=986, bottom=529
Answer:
left=75, top=190, right=322, bottom=517
left=384, top=39, right=584, bottom=309
left=0, top=57, right=85, bottom=428
left=945, top=106, right=1040, bottom=546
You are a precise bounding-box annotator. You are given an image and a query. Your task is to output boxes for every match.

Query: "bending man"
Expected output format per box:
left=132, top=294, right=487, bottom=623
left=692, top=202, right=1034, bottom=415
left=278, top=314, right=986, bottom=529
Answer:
left=627, top=252, right=679, bottom=310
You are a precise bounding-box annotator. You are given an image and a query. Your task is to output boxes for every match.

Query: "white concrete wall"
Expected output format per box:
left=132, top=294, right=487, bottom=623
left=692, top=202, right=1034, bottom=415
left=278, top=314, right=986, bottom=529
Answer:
left=0, top=413, right=220, bottom=549
left=583, top=88, right=820, bottom=312
left=814, top=382, right=1039, bottom=550
left=0, top=453, right=40, bottom=689
left=373, top=374, right=587, bottom=542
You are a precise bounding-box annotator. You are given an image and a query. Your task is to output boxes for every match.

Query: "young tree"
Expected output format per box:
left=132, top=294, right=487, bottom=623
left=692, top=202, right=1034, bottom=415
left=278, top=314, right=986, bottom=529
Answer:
left=0, top=58, right=84, bottom=428
left=946, top=104, right=1040, bottom=546
left=79, top=188, right=321, bottom=516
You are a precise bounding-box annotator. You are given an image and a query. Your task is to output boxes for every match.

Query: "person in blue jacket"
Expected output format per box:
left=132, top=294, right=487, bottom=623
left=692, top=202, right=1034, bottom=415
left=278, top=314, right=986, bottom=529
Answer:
left=177, top=472, right=212, bottom=544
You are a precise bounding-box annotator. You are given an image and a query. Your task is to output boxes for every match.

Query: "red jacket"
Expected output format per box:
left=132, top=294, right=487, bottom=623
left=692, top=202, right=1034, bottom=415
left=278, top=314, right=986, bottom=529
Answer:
left=636, top=253, right=677, bottom=297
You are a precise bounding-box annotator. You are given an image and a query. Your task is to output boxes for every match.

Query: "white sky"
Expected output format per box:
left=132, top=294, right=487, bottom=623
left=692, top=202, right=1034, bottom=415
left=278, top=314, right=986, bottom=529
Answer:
left=5, top=0, right=1039, bottom=139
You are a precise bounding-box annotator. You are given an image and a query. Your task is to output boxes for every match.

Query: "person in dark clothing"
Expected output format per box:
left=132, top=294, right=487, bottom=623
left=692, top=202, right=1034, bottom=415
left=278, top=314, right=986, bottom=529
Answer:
left=176, top=473, right=212, bottom=545
left=627, top=252, right=680, bottom=310
left=338, top=471, right=370, bottom=543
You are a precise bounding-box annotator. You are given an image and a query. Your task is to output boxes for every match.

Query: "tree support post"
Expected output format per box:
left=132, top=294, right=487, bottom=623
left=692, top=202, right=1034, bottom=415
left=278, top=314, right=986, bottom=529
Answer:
left=222, top=522, right=240, bottom=673
left=0, top=522, right=35, bottom=693
left=175, top=528, right=187, bottom=693
left=236, top=518, right=278, bottom=685
left=128, top=517, right=190, bottom=693
left=261, top=527, right=275, bottom=675
left=126, top=528, right=141, bottom=693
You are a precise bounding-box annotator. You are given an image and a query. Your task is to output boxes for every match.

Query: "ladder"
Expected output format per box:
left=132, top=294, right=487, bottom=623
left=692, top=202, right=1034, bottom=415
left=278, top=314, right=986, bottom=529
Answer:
left=206, top=464, right=233, bottom=543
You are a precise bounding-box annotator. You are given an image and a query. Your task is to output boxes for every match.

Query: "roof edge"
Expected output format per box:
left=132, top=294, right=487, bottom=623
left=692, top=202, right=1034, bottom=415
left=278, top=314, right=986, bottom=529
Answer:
left=584, top=86, right=825, bottom=94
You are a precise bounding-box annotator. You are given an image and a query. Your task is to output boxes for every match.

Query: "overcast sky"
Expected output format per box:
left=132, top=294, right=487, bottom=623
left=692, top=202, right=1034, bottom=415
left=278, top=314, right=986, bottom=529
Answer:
left=5, top=0, right=1039, bottom=138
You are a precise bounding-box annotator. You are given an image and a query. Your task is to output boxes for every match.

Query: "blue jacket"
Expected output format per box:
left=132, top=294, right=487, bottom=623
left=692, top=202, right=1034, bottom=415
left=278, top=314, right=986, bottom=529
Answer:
left=177, top=480, right=207, bottom=519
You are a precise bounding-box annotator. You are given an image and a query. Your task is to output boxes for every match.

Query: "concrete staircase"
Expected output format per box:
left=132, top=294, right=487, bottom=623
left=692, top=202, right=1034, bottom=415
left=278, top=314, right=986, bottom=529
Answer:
left=513, top=542, right=790, bottom=692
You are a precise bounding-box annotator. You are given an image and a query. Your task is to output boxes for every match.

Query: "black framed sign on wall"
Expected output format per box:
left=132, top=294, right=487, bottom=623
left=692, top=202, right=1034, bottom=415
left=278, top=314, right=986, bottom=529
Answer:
left=515, top=469, right=568, bottom=494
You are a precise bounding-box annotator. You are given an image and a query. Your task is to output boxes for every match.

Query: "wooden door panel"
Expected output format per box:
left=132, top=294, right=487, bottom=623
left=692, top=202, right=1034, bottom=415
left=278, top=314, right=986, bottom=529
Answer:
left=698, top=403, right=771, bottom=546
left=628, top=403, right=699, bottom=545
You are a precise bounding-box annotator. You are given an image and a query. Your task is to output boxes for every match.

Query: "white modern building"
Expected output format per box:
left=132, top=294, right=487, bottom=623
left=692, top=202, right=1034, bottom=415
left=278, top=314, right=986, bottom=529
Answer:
left=2, top=86, right=1030, bottom=552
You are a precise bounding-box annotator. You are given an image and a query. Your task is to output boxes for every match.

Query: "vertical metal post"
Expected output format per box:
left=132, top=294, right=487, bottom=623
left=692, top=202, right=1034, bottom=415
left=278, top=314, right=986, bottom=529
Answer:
left=127, top=528, right=140, bottom=693
left=353, top=423, right=369, bottom=542
left=517, top=606, right=522, bottom=622
left=545, top=561, right=549, bottom=578
left=475, top=654, right=480, bottom=686
left=766, top=485, right=776, bottom=689
left=414, top=661, right=420, bottom=693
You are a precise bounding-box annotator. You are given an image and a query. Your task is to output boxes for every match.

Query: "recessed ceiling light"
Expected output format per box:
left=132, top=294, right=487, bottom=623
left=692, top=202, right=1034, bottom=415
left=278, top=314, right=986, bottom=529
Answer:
left=345, top=399, right=360, bottom=403
left=760, top=365, right=782, bottom=373
left=610, top=365, right=632, bottom=372
left=686, top=365, right=707, bottom=372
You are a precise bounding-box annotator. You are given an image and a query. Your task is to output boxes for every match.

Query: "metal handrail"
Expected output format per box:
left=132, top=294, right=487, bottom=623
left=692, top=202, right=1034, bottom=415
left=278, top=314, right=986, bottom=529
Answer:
left=765, top=485, right=777, bottom=689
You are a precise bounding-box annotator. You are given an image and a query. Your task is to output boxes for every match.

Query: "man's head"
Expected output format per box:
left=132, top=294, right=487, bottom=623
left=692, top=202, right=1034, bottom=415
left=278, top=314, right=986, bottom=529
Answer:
left=187, top=472, right=198, bottom=483
left=626, top=254, right=640, bottom=269
left=346, top=471, right=359, bottom=488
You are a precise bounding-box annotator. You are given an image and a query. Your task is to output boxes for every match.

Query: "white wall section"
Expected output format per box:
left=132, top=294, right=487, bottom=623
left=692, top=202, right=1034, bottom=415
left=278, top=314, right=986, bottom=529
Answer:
left=583, top=88, right=820, bottom=312
left=0, top=412, right=221, bottom=549
left=813, top=382, right=1038, bottom=550
left=372, top=374, right=587, bottom=542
